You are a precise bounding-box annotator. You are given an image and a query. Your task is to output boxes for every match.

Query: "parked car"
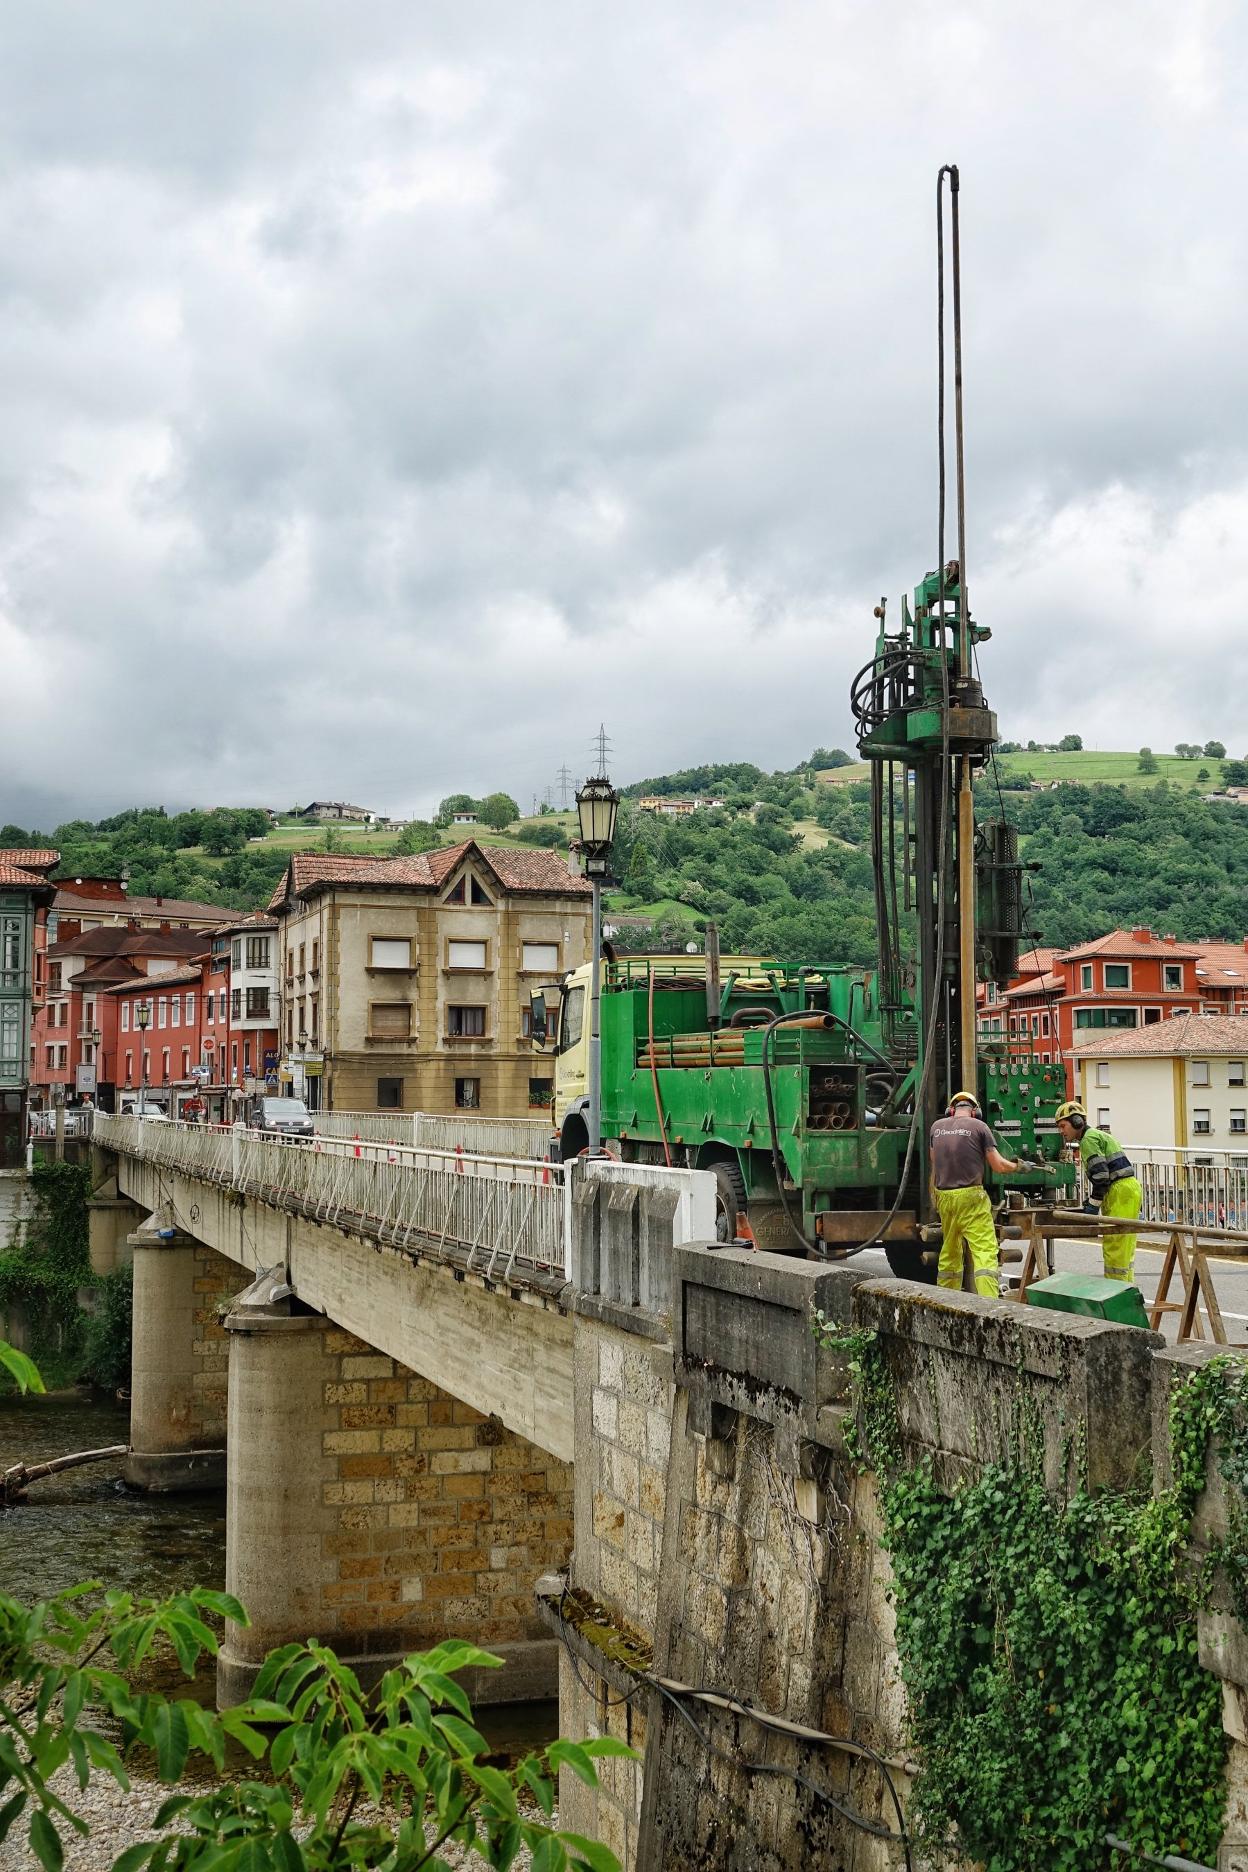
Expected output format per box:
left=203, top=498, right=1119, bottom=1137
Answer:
left=247, top=1096, right=316, bottom=1140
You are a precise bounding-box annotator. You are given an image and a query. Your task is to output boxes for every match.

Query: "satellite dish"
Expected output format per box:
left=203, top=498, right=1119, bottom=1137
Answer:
left=685, top=942, right=699, bottom=954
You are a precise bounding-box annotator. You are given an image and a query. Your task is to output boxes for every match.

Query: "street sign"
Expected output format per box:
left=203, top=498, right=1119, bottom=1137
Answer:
left=265, top=1074, right=279, bottom=1093
left=75, top=1065, right=97, bottom=1095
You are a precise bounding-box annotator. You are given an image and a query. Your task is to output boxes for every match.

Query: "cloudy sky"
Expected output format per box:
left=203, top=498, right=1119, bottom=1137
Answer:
left=1, top=0, right=1245, bottom=827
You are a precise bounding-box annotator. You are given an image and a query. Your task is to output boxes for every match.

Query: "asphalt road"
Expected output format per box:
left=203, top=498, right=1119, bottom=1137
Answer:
left=850, top=1236, right=1248, bottom=1345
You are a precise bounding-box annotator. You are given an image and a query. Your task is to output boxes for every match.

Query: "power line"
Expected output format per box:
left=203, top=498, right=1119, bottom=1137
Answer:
left=555, top=765, right=575, bottom=810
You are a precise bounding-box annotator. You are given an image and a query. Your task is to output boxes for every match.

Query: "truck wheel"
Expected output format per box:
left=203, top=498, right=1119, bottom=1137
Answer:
left=711, top=1162, right=747, bottom=1242
left=884, top=1241, right=937, bottom=1285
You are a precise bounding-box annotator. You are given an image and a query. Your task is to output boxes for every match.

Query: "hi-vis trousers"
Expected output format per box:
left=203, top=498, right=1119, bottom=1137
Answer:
left=1101, top=1176, right=1143, bottom=1282
left=936, top=1185, right=1000, bottom=1298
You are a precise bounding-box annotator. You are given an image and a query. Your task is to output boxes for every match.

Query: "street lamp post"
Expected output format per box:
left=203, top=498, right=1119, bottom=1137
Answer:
left=575, top=768, right=620, bottom=1159
left=135, top=1001, right=151, bottom=1117
left=90, top=1027, right=102, bottom=1108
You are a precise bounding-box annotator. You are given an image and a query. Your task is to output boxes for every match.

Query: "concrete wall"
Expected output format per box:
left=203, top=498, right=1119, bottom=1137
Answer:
left=551, top=1248, right=1248, bottom=1871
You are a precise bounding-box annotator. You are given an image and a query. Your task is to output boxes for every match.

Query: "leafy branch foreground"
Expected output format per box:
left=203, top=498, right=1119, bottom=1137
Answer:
left=0, top=1583, right=630, bottom=1872
left=825, top=1321, right=1243, bottom=1871
left=0, top=1327, right=623, bottom=1872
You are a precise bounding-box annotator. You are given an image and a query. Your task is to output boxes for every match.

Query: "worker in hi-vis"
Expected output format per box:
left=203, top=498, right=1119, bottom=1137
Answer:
left=929, top=1091, right=1019, bottom=1297
left=1055, top=1101, right=1143, bottom=1282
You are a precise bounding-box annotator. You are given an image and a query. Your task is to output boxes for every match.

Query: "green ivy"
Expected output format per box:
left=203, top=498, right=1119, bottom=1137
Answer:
left=819, top=1317, right=1243, bottom=1869
left=0, top=1161, right=93, bottom=1383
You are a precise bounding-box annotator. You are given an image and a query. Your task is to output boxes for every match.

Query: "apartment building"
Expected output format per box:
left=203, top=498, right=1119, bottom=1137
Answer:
left=1073, top=1013, right=1248, bottom=1155
left=0, top=850, right=58, bottom=1166
left=267, top=841, right=592, bottom=1115
left=50, top=876, right=235, bottom=937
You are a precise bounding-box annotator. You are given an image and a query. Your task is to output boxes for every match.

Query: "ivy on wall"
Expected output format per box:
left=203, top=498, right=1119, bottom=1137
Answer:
left=0, top=1160, right=131, bottom=1389
left=820, top=1317, right=1242, bottom=1871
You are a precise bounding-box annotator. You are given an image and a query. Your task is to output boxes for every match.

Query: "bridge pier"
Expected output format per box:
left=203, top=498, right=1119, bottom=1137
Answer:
left=218, top=1279, right=573, bottom=1710
left=125, top=1213, right=236, bottom=1493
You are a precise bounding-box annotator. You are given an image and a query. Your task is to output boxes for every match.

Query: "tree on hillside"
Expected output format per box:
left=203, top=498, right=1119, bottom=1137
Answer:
left=1198, top=767, right=1211, bottom=782
left=807, top=747, right=853, bottom=769
left=201, top=809, right=246, bottom=856
left=1057, top=734, right=1083, bottom=751
left=1175, top=742, right=1202, bottom=760
left=1137, top=747, right=1158, bottom=774
left=1222, top=760, right=1248, bottom=789
left=479, top=791, right=519, bottom=830
left=1205, top=740, right=1227, bottom=759
left=436, top=793, right=478, bottom=827
left=394, top=819, right=439, bottom=854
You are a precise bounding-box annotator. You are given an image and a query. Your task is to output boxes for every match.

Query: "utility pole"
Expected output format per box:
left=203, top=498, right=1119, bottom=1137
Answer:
left=555, top=765, right=574, bottom=811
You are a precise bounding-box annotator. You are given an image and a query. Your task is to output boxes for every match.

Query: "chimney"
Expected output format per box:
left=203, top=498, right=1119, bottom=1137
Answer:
left=1131, top=927, right=1151, bottom=944
left=1163, top=934, right=1177, bottom=945
left=155, top=895, right=163, bottom=907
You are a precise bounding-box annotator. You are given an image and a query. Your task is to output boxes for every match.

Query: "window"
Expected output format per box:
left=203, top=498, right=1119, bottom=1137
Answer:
left=561, top=985, right=585, bottom=1050
left=286, top=949, right=295, bottom=982
left=310, top=941, right=319, bottom=973
left=528, top=1076, right=553, bottom=1109
left=1080, top=964, right=1093, bottom=991
left=1143, top=1007, right=1162, bottom=1025
left=125, top=1050, right=133, bottom=1082
left=1097, top=1108, right=1111, bottom=1129
left=1231, top=1110, right=1247, bottom=1135
left=185, top=993, right=195, bottom=1024
left=231, top=940, right=242, bottom=969
left=1031, top=1013, right=1040, bottom=1037
left=231, top=1043, right=239, bottom=1075
left=377, top=1077, right=404, bottom=1109
left=181, top=1048, right=190, bottom=1076
left=447, top=1005, right=486, bottom=1037
left=447, top=940, right=487, bottom=970
left=161, top=1047, right=170, bottom=1079
left=231, top=989, right=241, bottom=1020
left=1009, top=1016, right=1018, bottom=1036
left=45, top=1046, right=54, bottom=1068
left=1042, top=1052, right=1051, bottom=1064
left=1095, top=1062, right=1110, bottom=1087
left=1074, top=1008, right=1138, bottom=1030
left=1193, top=1108, right=1212, bottom=1135
left=48, top=963, right=61, bottom=993
left=309, top=997, right=319, bottom=1041
left=1041, top=1013, right=1050, bottom=1037
left=1231, top=1062, right=1246, bottom=1087
left=1193, top=1060, right=1211, bottom=1086
left=218, top=990, right=228, bottom=1022
left=1104, top=963, right=1130, bottom=990
left=245, top=936, right=270, bottom=969
left=522, top=942, right=559, bottom=973
left=443, top=876, right=493, bottom=906
left=246, top=988, right=270, bottom=1018
left=171, top=996, right=180, bottom=1027
left=370, top=1002, right=412, bottom=1039
left=1164, top=964, right=1184, bottom=991
left=986, top=984, right=997, bottom=1006
left=455, top=1076, right=480, bottom=1109
left=142, top=1049, right=151, bottom=1077
left=298, top=944, right=305, bottom=976
left=370, top=937, right=413, bottom=970
left=206, top=995, right=215, bottom=1026
left=157, top=997, right=167, bottom=1029
left=243, top=1042, right=251, bottom=1073
left=121, top=1004, right=130, bottom=1033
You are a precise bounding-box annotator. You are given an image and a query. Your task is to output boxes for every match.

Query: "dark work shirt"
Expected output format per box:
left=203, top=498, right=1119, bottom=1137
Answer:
left=930, top=1113, right=998, bottom=1190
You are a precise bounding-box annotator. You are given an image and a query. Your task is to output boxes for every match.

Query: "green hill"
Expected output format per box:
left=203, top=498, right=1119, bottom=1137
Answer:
left=818, top=750, right=1235, bottom=796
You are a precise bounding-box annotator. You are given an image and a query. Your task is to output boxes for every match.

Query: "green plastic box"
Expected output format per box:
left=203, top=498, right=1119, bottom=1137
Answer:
left=1025, top=1273, right=1150, bottom=1331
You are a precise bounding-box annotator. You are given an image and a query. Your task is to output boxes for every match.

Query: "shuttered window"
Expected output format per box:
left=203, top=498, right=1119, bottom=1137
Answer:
left=370, top=1003, right=412, bottom=1039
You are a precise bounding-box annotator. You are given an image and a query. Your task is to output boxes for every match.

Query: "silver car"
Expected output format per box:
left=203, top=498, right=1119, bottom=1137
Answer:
left=250, top=1097, right=316, bottom=1139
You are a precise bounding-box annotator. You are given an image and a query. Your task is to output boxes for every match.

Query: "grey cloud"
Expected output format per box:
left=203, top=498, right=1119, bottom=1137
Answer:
left=1, top=0, right=1247, bottom=831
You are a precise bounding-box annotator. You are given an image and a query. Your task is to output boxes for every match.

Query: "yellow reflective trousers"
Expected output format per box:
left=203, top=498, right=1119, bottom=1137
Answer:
left=1101, top=1176, right=1142, bottom=1282
left=936, top=1185, right=1000, bottom=1298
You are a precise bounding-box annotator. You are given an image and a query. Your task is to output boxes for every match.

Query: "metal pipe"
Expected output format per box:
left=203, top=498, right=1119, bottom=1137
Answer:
left=958, top=754, right=977, bottom=1091
left=1104, top=1833, right=1214, bottom=1872
left=706, top=921, right=721, bottom=1030
left=950, top=164, right=969, bottom=680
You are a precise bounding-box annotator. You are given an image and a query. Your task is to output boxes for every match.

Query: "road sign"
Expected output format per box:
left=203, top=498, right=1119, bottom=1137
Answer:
left=266, top=1074, right=280, bottom=1093
left=75, top=1065, right=97, bottom=1095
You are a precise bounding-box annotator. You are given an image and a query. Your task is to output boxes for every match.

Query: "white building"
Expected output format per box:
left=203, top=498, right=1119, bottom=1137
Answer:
left=1073, top=1012, right=1248, bottom=1154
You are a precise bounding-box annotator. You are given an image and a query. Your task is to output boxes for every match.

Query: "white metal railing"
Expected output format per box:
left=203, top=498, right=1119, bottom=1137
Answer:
left=94, top=1113, right=569, bottom=1281
left=29, top=1109, right=94, bottom=1140
left=1103, top=1146, right=1248, bottom=1232
left=314, top=1110, right=554, bottom=1160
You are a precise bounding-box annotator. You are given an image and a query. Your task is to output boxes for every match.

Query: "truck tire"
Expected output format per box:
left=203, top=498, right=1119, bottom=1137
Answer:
left=710, top=1162, right=747, bottom=1242
left=884, top=1240, right=937, bottom=1285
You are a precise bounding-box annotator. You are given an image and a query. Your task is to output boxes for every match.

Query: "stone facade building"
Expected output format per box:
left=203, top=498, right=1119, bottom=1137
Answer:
left=267, top=841, right=591, bottom=1116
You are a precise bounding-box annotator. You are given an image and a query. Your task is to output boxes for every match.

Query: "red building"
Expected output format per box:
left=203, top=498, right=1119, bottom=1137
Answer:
left=978, top=927, right=1242, bottom=1094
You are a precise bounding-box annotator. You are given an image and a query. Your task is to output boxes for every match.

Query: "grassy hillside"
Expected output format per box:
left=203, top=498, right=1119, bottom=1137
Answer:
left=817, top=750, right=1228, bottom=794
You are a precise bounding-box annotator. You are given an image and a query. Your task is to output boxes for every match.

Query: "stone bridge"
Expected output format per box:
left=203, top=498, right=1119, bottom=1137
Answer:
left=90, top=1114, right=1248, bottom=1870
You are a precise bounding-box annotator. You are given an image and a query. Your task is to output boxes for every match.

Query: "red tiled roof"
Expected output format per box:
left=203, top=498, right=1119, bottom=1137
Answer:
left=269, top=840, right=590, bottom=912
left=50, top=928, right=209, bottom=960
left=1005, top=970, right=1063, bottom=1001
left=0, top=848, right=59, bottom=872
left=1192, top=940, right=1248, bottom=990
left=1017, top=946, right=1061, bottom=974
left=0, top=863, right=45, bottom=887
left=1072, top=1012, right=1248, bottom=1057
left=53, top=889, right=235, bottom=920
left=1059, top=929, right=1202, bottom=962
left=104, top=968, right=203, bottom=994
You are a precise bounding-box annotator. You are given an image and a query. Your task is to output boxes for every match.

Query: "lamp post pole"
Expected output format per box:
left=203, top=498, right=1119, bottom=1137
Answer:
left=136, top=1002, right=151, bottom=1118
left=575, top=758, right=620, bottom=1161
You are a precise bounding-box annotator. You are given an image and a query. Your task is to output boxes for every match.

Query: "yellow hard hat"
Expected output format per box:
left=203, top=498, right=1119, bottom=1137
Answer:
left=947, top=1090, right=980, bottom=1115
left=1055, top=1100, right=1087, bottom=1124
